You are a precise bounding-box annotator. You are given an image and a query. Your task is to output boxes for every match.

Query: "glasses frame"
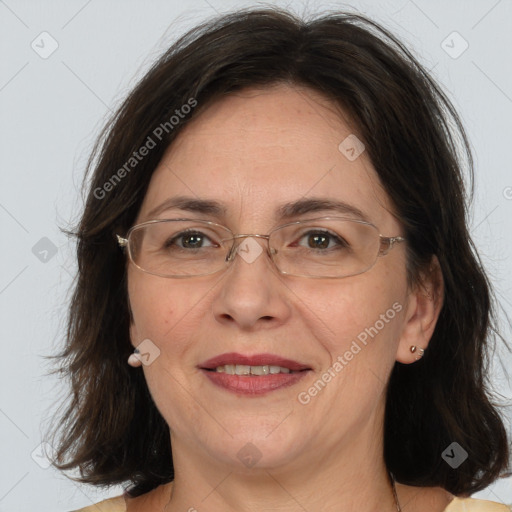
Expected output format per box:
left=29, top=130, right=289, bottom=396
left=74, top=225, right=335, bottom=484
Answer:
left=116, top=216, right=405, bottom=279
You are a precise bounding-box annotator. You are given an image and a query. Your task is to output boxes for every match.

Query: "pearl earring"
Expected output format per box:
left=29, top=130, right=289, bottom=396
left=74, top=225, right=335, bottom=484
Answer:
left=127, top=348, right=142, bottom=367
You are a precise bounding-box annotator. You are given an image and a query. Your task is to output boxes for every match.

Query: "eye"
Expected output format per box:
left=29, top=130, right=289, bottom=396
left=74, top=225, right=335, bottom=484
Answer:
left=165, top=230, right=217, bottom=250
left=296, top=230, right=349, bottom=250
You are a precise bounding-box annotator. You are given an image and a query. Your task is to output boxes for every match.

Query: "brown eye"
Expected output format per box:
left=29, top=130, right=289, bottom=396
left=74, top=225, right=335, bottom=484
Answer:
left=297, top=230, right=349, bottom=251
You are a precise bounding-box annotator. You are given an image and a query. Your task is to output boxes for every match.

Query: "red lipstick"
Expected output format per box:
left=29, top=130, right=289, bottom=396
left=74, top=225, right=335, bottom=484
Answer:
left=198, top=352, right=312, bottom=396
left=199, top=352, right=311, bottom=371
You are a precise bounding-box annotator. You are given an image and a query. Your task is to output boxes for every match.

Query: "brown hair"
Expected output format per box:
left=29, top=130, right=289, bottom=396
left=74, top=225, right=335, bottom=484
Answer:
left=48, top=6, right=510, bottom=498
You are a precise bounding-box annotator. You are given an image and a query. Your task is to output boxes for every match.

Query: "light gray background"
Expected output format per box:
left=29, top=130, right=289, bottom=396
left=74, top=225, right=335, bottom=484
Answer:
left=1, top=0, right=511, bottom=510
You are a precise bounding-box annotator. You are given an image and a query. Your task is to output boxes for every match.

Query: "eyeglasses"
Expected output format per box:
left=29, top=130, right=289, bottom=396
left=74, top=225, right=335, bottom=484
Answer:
left=116, top=217, right=405, bottom=279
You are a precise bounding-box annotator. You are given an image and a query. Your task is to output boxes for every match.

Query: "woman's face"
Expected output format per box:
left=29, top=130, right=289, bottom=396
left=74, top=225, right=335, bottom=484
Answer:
left=127, top=84, right=414, bottom=473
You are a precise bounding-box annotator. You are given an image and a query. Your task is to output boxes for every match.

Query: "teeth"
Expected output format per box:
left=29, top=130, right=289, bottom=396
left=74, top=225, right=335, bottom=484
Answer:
left=235, top=364, right=250, bottom=375
left=214, top=364, right=292, bottom=375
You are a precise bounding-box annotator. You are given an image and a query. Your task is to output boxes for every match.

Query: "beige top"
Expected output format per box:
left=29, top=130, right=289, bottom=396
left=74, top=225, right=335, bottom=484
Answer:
left=72, top=495, right=512, bottom=511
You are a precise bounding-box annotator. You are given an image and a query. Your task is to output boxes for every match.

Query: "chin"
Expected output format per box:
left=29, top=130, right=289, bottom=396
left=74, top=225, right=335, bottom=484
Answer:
left=198, top=428, right=304, bottom=471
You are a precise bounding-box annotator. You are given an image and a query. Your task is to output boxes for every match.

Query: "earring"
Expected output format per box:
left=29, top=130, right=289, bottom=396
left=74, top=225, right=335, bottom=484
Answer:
left=410, top=345, right=425, bottom=361
left=127, top=348, right=142, bottom=367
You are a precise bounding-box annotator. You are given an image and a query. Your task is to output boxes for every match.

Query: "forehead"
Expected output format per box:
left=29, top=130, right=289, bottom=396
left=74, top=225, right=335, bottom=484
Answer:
left=136, top=84, right=398, bottom=231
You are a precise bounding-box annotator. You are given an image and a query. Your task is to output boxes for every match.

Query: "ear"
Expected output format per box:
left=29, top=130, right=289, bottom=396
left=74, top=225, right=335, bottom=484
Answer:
left=396, top=255, right=444, bottom=364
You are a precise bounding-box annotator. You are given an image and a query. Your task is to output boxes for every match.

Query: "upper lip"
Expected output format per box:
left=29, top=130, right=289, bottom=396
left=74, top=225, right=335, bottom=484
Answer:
left=199, top=352, right=311, bottom=371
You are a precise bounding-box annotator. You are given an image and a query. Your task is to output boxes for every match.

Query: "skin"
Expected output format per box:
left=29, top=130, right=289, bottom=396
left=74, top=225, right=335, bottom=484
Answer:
left=125, top=83, right=451, bottom=512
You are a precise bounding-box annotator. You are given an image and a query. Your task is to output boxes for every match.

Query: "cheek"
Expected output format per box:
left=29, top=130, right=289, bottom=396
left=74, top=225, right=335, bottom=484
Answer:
left=127, top=272, right=218, bottom=360
left=127, top=273, right=177, bottom=343
left=297, top=269, right=407, bottom=366
left=318, top=279, right=402, bottom=331
left=127, top=275, right=217, bottom=437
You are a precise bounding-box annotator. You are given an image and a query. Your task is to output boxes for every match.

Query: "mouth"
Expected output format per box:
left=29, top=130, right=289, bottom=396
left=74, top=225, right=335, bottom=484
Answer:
left=198, top=352, right=312, bottom=395
left=204, top=364, right=307, bottom=375
left=199, top=352, right=311, bottom=373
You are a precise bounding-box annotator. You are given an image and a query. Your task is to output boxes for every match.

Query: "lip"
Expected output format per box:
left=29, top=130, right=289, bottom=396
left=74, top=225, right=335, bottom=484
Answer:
left=198, top=352, right=312, bottom=396
left=200, top=369, right=310, bottom=395
left=198, top=352, right=311, bottom=371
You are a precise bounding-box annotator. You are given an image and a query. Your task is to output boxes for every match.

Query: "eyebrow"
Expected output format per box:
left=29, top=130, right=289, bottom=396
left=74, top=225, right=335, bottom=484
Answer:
left=145, top=195, right=370, bottom=223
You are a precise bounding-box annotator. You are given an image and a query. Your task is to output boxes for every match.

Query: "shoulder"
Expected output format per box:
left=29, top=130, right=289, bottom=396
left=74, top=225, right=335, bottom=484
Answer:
left=70, top=495, right=126, bottom=512
left=444, top=497, right=511, bottom=511
left=69, top=481, right=173, bottom=512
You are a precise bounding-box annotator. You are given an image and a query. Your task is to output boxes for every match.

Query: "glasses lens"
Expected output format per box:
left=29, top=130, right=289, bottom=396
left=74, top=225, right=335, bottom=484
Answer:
left=270, top=218, right=380, bottom=278
left=128, top=220, right=232, bottom=277
left=126, top=217, right=381, bottom=279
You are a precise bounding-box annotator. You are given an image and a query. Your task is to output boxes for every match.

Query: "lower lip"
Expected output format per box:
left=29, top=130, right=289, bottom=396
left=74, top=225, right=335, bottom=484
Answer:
left=200, top=369, right=310, bottom=395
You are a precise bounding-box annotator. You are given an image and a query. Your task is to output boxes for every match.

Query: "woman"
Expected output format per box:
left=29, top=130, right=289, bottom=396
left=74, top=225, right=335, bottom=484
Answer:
left=49, top=6, right=511, bottom=512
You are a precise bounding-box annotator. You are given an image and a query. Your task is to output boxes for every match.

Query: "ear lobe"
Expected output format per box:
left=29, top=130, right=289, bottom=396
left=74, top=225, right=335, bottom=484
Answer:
left=396, top=256, right=444, bottom=364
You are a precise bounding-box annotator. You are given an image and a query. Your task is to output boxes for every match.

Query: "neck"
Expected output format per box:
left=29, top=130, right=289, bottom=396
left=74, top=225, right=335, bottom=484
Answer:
left=162, top=419, right=398, bottom=511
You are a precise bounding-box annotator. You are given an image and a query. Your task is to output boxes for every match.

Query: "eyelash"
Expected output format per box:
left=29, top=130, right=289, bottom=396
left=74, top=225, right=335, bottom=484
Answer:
left=166, top=229, right=349, bottom=251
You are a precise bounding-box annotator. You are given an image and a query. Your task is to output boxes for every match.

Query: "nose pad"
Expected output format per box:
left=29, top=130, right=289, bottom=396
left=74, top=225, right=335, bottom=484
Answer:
left=225, top=235, right=273, bottom=267
left=225, top=243, right=235, bottom=263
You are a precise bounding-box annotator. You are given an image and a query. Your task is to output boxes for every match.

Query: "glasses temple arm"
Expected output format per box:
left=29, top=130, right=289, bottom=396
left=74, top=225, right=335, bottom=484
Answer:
left=379, top=236, right=406, bottom=255
left=116, top=235, right=128, bottom=248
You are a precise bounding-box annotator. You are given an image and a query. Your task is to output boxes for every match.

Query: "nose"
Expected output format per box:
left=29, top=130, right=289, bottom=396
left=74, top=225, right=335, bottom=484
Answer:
left=212, top=235, right=291, bottom=330
left=225, top=234, right=271, bottom=263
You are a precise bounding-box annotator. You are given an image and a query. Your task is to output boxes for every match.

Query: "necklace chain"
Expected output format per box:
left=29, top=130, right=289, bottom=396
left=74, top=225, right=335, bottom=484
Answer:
left=389, top=471, right=402, bottom=511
